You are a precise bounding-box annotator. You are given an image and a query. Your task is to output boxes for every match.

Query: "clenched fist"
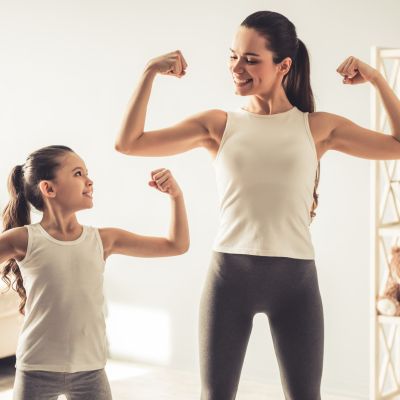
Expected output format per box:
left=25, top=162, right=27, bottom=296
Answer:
left=149, top=168, right=182, bottom=198
left=336, top=56, right=380, bottom=85
left=146, top=50, right=188, bottom=78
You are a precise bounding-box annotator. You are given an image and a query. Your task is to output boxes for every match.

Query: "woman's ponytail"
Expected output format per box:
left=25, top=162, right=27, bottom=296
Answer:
left=283, top=39, right=314, bottom=113
left=286, top=39, right=320, bottom=222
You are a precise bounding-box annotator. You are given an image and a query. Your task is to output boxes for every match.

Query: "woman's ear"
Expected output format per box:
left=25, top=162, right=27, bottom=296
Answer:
left=279, top=57, right=293, bottom=77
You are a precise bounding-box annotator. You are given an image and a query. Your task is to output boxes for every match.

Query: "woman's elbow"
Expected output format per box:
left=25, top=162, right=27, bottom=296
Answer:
left=114, top=140, right=130, bottom=155
left=172, top=241, right=190, bottom=255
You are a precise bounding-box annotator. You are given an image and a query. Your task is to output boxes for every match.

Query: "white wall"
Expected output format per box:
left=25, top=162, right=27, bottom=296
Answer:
left=1, top=0, right=399, bottom=397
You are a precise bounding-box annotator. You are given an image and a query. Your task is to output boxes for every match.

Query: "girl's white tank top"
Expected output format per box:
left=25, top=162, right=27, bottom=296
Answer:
left=15, top=223, right=107, bottom=373
left=213, top=106, right=318, bottom=260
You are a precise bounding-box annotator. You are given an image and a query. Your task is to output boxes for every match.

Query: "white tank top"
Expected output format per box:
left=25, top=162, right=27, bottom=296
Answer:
left=15, top=223, right=107, bottom=373
left=213, top=106, right=318, bottom=259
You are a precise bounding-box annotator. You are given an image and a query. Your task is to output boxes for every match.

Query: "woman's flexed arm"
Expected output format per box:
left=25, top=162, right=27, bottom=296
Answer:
left=115, top=50, right=218, bottom=157
left=325, top=56, right=400, bottom=160
left=337, top=56, right=400, bottom=139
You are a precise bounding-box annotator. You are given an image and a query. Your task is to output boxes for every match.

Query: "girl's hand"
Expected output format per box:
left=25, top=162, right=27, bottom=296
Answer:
left=145, top=50, right=188, bottom=78
left=149, top=168, right=182, bottom=198
left=336, top=56, right=380, bottom=85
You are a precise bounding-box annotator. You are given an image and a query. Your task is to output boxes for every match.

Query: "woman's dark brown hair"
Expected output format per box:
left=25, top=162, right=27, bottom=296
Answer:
left=241, top=11, right=320, bottom=221
left=1, top=145, right=74, bottom=314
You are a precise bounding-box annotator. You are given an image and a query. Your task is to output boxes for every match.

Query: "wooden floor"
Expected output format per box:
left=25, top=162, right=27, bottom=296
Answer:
left=0, top=356, right=359, bottom=399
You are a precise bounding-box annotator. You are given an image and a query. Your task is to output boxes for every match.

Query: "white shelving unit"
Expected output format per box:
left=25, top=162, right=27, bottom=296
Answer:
left=371, top=47, right=400, bottom=399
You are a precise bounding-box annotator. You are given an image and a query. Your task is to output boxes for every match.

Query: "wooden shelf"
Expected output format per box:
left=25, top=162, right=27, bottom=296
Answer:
left=378, top=315, right=400, bottom=325
left=378, top=222, right=400, bottom=236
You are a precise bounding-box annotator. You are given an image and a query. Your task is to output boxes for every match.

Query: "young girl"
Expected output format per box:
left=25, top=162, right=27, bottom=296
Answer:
left=115, top=10, right=400, bottom=400
left=0, top=145, right=189, bottom=400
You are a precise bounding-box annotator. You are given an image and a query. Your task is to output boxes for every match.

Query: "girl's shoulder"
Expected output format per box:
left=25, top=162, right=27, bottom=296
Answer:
left=8, top=225, right=29, bottom=241
left=3, top=226, right=29, bottom=262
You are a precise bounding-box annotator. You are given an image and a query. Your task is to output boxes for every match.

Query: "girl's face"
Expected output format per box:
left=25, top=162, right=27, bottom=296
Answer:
left=229, top=26, right=291, bottom=96
left=43, top=152, right=94, bottom=212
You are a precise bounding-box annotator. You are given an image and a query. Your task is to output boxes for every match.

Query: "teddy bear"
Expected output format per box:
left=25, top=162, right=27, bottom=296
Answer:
left=377, top=246, right=400, bottom=317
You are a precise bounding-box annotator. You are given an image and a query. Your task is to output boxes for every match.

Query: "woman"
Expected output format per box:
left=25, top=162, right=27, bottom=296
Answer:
left=115, top=10, right=400, bottom=400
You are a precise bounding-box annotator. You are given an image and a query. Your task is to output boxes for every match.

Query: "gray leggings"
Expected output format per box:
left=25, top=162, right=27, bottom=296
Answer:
left=199, top=252, right=324, bottom=400
left=13, top=368, right=112, bottom=400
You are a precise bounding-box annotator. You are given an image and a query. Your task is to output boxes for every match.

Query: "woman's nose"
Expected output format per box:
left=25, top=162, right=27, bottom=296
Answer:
left=232, top=59, right=244, bottom=74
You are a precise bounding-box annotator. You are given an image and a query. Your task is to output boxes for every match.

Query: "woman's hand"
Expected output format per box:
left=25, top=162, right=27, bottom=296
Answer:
left=145, top=50, right=188, bottom=78
left=336, top=56, right=380, bottom=85
left=149, top=168, right=182, bottom=198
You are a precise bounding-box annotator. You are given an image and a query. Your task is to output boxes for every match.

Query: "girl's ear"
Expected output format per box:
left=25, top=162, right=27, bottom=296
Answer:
left=38, top=181, right=56, bottom=199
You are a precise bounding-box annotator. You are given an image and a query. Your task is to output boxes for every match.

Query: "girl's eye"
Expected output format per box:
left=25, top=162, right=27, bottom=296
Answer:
left=75, top=171, right=82, bottom=176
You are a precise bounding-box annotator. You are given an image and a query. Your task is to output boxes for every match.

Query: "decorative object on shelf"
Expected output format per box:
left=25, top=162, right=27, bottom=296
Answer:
left=370, top=47, right=400, bottom=398
left=377, top=246, right=400, bottom=316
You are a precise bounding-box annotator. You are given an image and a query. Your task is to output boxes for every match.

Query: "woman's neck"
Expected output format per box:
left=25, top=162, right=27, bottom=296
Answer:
left=245, top=91, right=293, bottom=115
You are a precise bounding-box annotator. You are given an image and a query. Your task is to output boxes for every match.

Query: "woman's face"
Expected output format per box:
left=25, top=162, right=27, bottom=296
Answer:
left=229, top=26, right=291, bottom=96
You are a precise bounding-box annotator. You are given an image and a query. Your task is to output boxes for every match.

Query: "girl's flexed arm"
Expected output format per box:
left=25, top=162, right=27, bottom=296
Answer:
left=99, top=168, right=189, bottom=259
left=115, top=50, right=219, bottom=157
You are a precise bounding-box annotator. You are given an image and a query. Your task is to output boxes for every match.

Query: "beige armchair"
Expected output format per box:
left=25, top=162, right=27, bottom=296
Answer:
left=0, top=280, right=23, bottom=359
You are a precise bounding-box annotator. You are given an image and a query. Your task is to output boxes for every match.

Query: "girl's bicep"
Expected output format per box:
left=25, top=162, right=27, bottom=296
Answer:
left=99, top=227, right=178, bottom=258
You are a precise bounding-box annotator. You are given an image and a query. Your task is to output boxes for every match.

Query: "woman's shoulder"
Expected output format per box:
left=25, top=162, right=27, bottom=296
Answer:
left=200, top=109, right=227, bottom=125
left=198, top=109, right=228, bottom=143
left=309, top=110, right=342, bottom=124
left=308, top=111, right=340, bottom=141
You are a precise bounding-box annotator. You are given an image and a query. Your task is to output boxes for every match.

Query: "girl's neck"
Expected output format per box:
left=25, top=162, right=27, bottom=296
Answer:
left=40, top=211, right=81, bottom=237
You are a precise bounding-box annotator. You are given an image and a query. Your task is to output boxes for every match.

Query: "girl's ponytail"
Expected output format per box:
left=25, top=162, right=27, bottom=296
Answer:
left=1, top=164, right=31, bottom=314
left=3, top=164, right=31, bottom=229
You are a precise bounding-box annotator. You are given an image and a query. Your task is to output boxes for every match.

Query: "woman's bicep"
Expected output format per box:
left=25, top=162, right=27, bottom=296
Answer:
left=115, top=111, right=213, bottom=157
left=328, top=114, right=400, bottom=160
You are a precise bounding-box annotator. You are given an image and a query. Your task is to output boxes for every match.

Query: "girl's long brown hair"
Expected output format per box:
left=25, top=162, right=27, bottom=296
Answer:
left=1, top=145, right=74, bottom=314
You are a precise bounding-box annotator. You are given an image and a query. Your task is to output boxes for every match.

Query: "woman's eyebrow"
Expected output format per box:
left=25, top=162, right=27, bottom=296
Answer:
left=229, top=48, right=260, bottom=57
